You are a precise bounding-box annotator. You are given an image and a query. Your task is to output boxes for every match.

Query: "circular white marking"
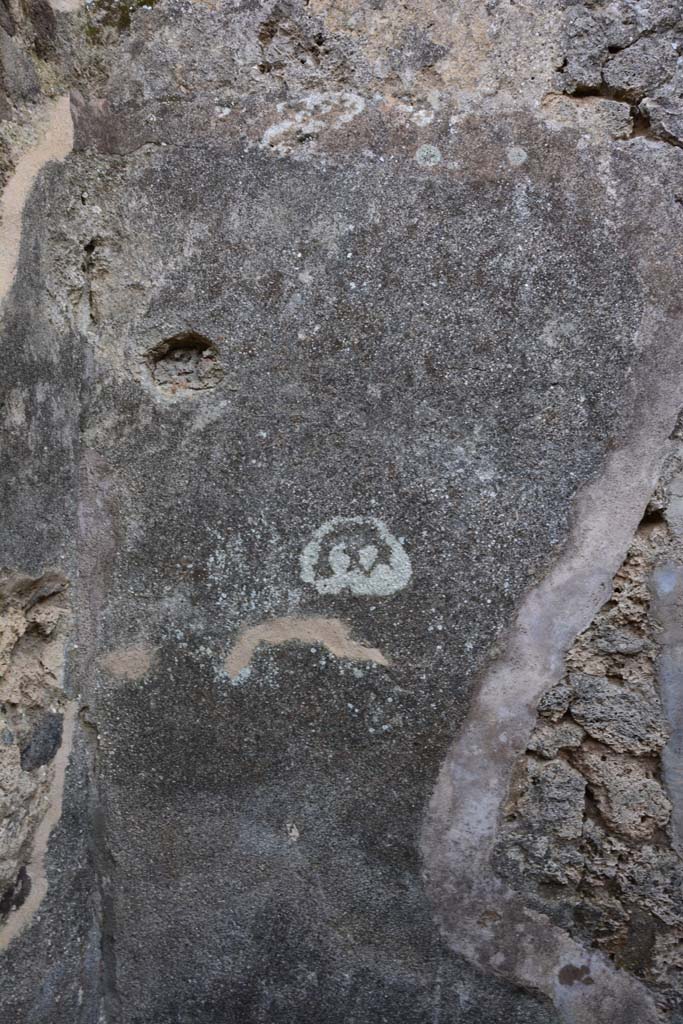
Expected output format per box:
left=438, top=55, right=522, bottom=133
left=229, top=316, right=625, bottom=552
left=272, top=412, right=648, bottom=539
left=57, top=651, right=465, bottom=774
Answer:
left=300, top=516, right=412, bottom=597
left=415, top=144, right=442, bottom=167
left=506, top=145, right=528, bottom=167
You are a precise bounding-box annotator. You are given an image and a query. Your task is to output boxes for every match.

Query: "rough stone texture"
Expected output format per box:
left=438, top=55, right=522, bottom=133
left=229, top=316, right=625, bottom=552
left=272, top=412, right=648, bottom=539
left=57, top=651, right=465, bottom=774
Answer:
left=0, top=572, right=70, bottom=919
left=494, top=453, right=683, bottom=1016
left=146, top=331, right=223, bottom=394
left=1, top=1, right=683, bottom=1023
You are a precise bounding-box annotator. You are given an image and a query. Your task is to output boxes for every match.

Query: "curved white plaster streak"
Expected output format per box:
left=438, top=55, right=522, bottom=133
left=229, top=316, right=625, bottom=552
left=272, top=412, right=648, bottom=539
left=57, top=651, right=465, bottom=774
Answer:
left=0, top=701, right=77, bottom=952
left=226, top=616, right=390, bottom=679
left=423, top=346, right=683, bottom=1022
left=0, top=95, right=73, bottom=308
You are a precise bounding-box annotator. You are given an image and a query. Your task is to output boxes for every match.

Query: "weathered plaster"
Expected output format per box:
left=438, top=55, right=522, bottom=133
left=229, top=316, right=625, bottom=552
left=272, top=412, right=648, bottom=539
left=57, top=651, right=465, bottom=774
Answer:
left=0, top=700, right=76, bottom=951
left=652, top=465, right=683, bottom=857
left=99, top=642, right=157, bottom=682
left=49, top=0, right=83, bottom=11
left=225, top=616, right=390, bottom=679
left=652, top=573, right=683, bottom=857
left=423, top=348, right=683, bottom=1023
left=0, top=95, right=73, bottom=308
left=2, top=1, right=683, bottom=1020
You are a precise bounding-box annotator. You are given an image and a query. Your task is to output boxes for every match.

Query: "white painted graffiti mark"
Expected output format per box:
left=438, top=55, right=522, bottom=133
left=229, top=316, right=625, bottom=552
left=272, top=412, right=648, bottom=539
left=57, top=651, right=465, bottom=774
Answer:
left=300, top=517, right=411, bottom=597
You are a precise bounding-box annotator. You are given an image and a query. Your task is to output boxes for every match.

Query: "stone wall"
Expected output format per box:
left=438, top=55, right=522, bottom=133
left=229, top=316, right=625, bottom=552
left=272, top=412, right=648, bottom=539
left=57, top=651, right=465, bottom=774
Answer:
left=1, top=2, right=683, bottom=1022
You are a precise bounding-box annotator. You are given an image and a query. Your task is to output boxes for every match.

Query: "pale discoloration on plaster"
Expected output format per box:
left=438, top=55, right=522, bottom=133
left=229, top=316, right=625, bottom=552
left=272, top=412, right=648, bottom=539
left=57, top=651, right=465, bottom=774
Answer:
left=0, top=95, right=73, bottom=308
left=423, top=331, right=683, bottom=1023
left=225, top=616, right=390, bottom=679
left=652, top=568, right=683, bottom=858
left=261, top=91, right=366, bottom=156
left=300, top=517, right=411, bottom=597
left=99, top=642, right=157, bottom=681
left=0, top=700, right=76, bottom=952
left=49, top=0, right=83, bottom=11
left=494, top=499, right=683, bottom=1007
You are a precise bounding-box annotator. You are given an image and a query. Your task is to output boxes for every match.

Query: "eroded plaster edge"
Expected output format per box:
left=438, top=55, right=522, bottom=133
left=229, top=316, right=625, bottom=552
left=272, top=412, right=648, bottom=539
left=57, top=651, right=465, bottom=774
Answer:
left=0, top=95, right=73, bottom=308
left=0, top=700, right=77, bottom=952
left=225, top=616, right=390, bottom=679
left=422, top=318, right=683, bottom=1024
left=49, top=0, right=83, bottom=11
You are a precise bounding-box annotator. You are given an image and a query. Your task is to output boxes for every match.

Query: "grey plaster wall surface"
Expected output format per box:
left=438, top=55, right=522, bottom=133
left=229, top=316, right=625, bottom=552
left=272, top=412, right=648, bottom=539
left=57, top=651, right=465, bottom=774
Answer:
left=1, top=1, right=683, bottom=1022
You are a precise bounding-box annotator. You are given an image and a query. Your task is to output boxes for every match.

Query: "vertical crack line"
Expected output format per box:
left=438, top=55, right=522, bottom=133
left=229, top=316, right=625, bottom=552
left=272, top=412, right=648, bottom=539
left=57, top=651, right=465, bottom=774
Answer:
left=80, top=708, right=120, bottom=1024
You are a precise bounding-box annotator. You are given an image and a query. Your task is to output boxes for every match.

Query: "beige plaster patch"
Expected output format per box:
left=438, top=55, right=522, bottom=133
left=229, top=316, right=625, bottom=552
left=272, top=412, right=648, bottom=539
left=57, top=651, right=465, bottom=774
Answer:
left=225, top=616, right=390, bottom=679
left=0, top=95, right=73, bottom=308
left=99, top=642, right=157, bottom=681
